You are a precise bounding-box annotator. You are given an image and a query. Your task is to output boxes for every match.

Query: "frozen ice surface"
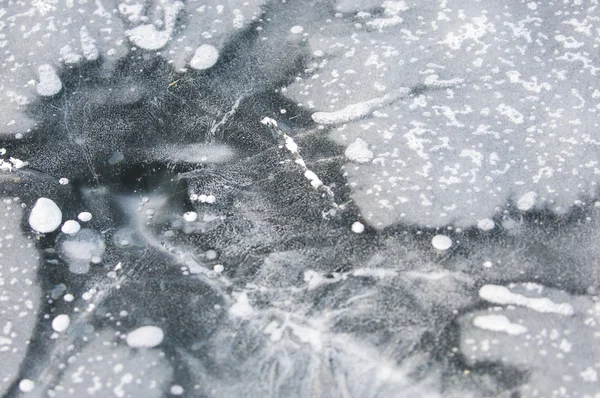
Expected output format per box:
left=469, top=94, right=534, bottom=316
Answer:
left=1, top=0, right=600, bottom=397
left=284, top=0, right=600, bottom=228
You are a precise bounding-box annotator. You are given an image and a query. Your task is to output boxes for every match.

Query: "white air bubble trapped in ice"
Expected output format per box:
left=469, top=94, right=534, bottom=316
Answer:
left=51, top=314, right=70, bottom=332
left=351, top=221, right=365, bottom=234
left=189, top=44, right=219, bottom=70
left=126, top=325, right=164, bottom=348
left=431, top=235, right=452, bottom=250
left=61, top=220, right=81, bottom=235
left=183, top=211, right=198, bottom=222
left=29, top=198, right=62, bottom=233
left=78, top=212, right=92, bottom=222
left=19, top=379, right=35, bottom=393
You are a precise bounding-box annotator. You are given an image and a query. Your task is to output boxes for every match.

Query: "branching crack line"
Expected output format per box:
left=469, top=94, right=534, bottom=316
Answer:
left=260, top=117, right=342, bottom=218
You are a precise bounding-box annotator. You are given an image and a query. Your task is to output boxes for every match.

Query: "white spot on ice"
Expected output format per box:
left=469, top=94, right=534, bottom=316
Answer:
left=311, top=88, right=409, bottom=125
left=80, top=26, right=99, bottom=61
left=125, top=0, right=183, bottom=50
left=229, top=292, right=254, bottom=318
left=477, top=218, right=495, bottom=231
left=345, top=138, right=374, bottom=163
left=29, top=198, right=62, bottom=233
left=479, top=285, right=574, bottom=316
left=290, top=25, right=304, bottom=34
left=183, top=211, right=198, bottom=222
left=37, top=65, right=62, bottom=97
left=517, top=191, right=537, bottom=211
left=351, top=221, right=365, bottom=234
left=51, top=314, right=70, bottom=333
left=189, top=44, right=219, bottom=70
left=78, top=212, right=93, bottom=222
left=431, top=234, right=452, bottom=250
left=19, top=379, right=35, bottom=392
left=473, top=314, right=528, bottom=335
left=126, top=325, right=164, bottom=348
left=61, top=220, right=81, bottom=235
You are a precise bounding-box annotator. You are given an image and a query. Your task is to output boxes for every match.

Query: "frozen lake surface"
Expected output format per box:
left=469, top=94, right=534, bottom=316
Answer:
left=1, top=0, right=600, bottom=397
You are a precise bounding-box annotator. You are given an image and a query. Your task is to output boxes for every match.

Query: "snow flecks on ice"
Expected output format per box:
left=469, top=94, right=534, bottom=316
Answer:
left=125, top=0, right=184, bottom=50
left=29, top=198, right=62, bottom=233
left=36, top=65, right=62, bottom=97
left=126, top=326, right=165, bottom=348
left=460, top=284, right=599, bottom=398
left=80, top=26, right=99, bottom=61
left=517, top=191, right=538, bottom=212
left=285, top=1, right=600, bottom=229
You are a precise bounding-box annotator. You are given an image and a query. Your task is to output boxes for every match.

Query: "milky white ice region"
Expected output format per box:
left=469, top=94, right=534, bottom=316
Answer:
left=51, top=314, right=70, bottom=333
left=18, top=379, right=35, bottom=393
left=47, top=330, right=172, bottom=397
left=60, top=220, right=81, bottom=235
left=229, top=292, right=254, bottom=318
left=479, top=284, right=574, bottom=316
left=28, top=198, right=62, bottom=233
left=284, top=0, right=600, bottom=228
left=189, top=44, right=220, bottom=70
left=170, top=385, right=184, bottom=395
left=126, top=326, right=165, bottom=348
left=431, top=234, right=452, bottom=250
left=0, top=199, right=41, bottom=396
left=58, top=229, right=106, bottom=274
left=77, top=212, right=92, bottom=222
